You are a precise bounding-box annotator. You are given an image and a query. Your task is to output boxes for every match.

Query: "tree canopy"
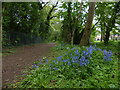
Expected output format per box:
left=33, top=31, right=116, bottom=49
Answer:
left=2, top=1, right=120, bottom=47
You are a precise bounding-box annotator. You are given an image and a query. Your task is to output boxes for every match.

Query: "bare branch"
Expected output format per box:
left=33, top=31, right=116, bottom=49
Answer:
left=38, top=0, right=49, bottom=10
left=91, top=17, right=101, bottom=30
left=47, top=1, right=59, bottom=20
left=50, top=16, right=57, bottom=19
left=42, top=2, right=49, bottom=9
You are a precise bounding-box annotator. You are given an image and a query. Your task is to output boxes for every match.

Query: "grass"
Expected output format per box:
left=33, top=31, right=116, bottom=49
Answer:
left=11, top=41, right=119, bottom=88
left=2, top=47, right=17, bottom=56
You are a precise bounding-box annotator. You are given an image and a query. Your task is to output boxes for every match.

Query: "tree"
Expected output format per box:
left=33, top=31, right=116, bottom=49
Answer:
left=104, top=2, right=119, bottom=45
left=60, top=2, right=87, bottom=44
left=95, top=2, right=120, bottom=44
left=80, top=2, right=96, bottom=46
left=44, top=1, right=58, bottom=39
left=2, top=2, right=50, bottom=47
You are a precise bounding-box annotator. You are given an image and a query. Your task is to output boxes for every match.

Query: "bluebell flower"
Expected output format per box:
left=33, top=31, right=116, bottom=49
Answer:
left=68, top=61, right=71, bottom=65
left=79, top=62, right=86, bottom=66
left=74, top=50, right=79, bottom=55
left=53, top=60, right=56, bottom=63
left=103, top=50, right=107, bottom=53
left=70, top=53, right=72, bottom=55
left=103, top=50, right=113, bottom=61
left=45, top=59, right=49, bottom=63
left=72, top=56, right=79, bottom=60
left=63, top=59, right=69, bottom=62
left=75, top=60, right=79, bottom=63
left=89, top=49, right=93, bottom=54
left=61, top=44, right=65, bottom=46
left=89, top=45, right=94, bottom=50
left=108, top=50, right=113, bottom=56
left=72, top=59, right=75, bottom=63
left=50, top=67, right=52, bottom=69
left=94, top=44, right=96, bottom=47
left=71, top=47, right=76, bottom=50
left=49, top=64, right=52, bottom=66
left=55, top=62, right=58, bottom=64
left=32, top=64, right=38, bottom=68
left=82, top=50, right=89, bottom=56
left=97, top=48, right=102, bottom=52
left=79, top=56, right=89, bottom=66
left=60, top=65, right=64, bottom=67
left=80, top=56, right=86, bottom=61
left=56, top=56, right=62, bottom=61
left=53, top=67, right=58, bottom=70
left=38, top=62, right=42, bottom=65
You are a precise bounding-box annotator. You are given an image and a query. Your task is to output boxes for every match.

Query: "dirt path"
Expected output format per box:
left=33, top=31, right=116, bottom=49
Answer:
left=2, top=43, right=55, bottom=87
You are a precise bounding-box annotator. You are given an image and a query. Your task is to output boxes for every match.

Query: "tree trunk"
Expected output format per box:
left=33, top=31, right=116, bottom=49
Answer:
left=104, top=27, right=110, bottom=45
left=0, top=2, right=2, bottom=47
left=71, top=15, right=76, bottom=45
left=73, top=2, right=83, bottom=44
left=71, top=29, right=74, bottom=45
left=67, top=2, right=73, bottom=44
left=101, top=29, right=103, bottom=42
left=80, top=2, right=96, bottom=46
left=100, top=21, right=104, bottom=42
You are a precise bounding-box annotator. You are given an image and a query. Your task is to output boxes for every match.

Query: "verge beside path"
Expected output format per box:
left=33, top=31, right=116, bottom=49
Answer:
left=2, top=43, right=56, bottom=87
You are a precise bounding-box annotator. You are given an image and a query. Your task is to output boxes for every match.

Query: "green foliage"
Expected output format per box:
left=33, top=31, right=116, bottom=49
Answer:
left=14, top=43, right=118, bottom=88
left=94, top=2, right=120, bottom=44
left=2, top=2, right=51, bottom=47
left=2, top=47, right=17, bottom=56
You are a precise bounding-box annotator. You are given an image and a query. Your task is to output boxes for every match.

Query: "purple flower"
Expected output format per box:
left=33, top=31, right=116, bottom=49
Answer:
left=68, top=61, right=71, bottom=65
left=79, top=56, right=89, bottom=66
left=53, top=67, right=58, bottom=70
left=103, top=50, right=107, bottom=53
left=63, top=59, right=69, bottom=62
left=56, top=56, right=62, bottom=61
left=38, top=62, right=42, bottom=65
left=72, top=59, right=75, bottom=63
left=60, top=65, right=64, bottom=67
left=53, top=60, right=56, bottom=62
left=50, top=67, right=52, bottom=69
left=82, top=50, right=89, bottom=56
left=103, top=50, right=113, bottom=61
left=71, top=47, right=76, bottom=50
left=97, top=48, right=102, bottom=52
left=45, top=59, right=49, bottom=63
left=72, top=56, right=79, bottom=60
left=32, top=64, right=38, bottom=68
left=94, top=44, right=96, bottom=47
left=55, top=62, right=58, bottom=64
left=49, top=64, right=52, bottom=66
left=86, top=47, right=93, bottom=54
left=74, top=50, right=79, bottom=55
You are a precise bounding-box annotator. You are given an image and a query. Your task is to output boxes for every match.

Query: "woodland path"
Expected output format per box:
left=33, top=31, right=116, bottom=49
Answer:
left=2, top=43, right=56, bottom=88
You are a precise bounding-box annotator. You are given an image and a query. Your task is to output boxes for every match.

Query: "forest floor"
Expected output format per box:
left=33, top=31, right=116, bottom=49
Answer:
left=2, top=43, right=56, bottom=88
